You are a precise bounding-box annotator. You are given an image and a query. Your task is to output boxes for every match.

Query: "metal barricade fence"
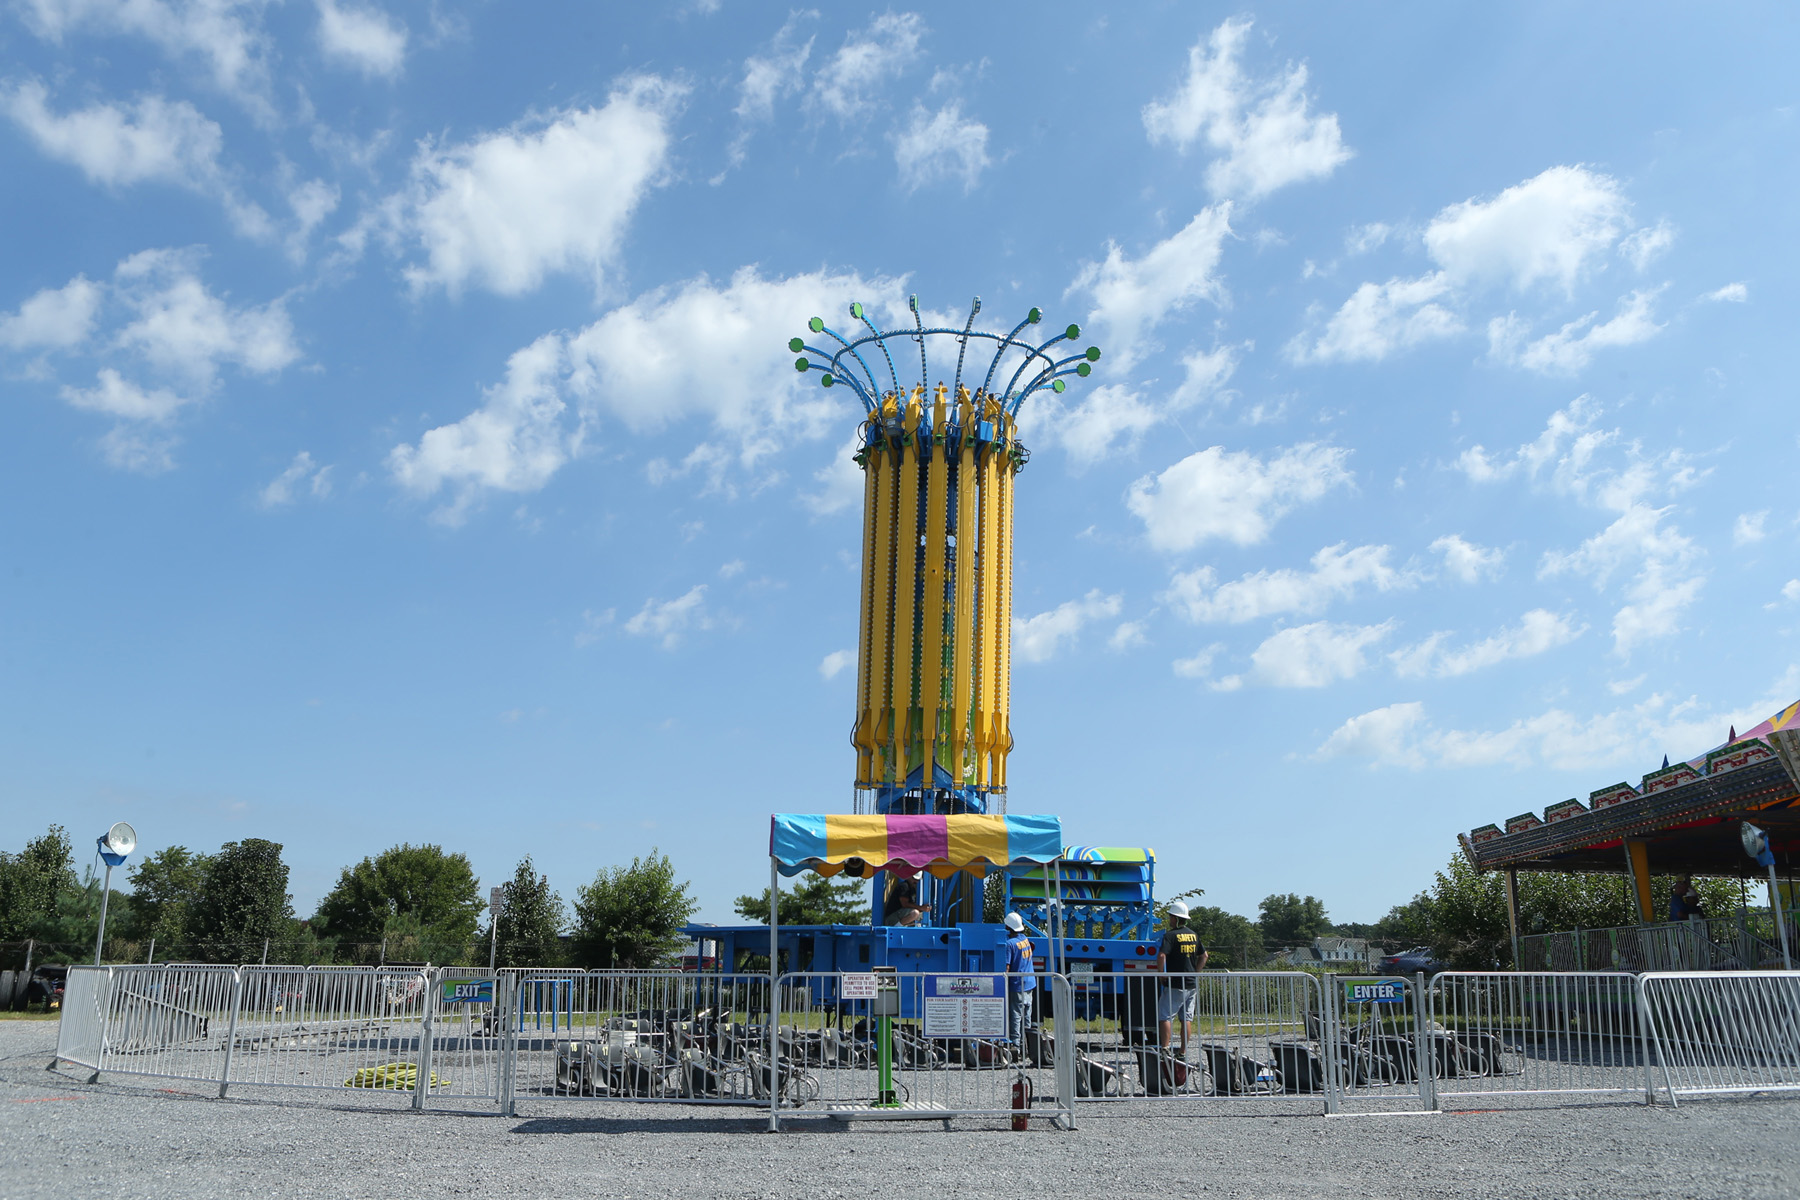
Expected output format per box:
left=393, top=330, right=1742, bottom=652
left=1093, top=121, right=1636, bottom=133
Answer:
left=771, top=972, right=1075, bottom=1129
left=1640, top=971, right=1800, bottom=1100
left=53, top=966, right=110, bottom=1074
left=1064, top=971, right=1324, bottom=1111
left=1321, top=974, right=1433, bottom=1113
left=1425, top=972, right=1650, bottom=1105
left=226, top=965, right=445, bottom=1099
left=506, top=971, right=781, bottom=1109
left=92, top=965, right=239, bottom=1089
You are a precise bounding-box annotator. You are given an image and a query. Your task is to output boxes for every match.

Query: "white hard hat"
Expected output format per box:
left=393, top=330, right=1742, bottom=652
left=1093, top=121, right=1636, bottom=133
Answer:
left=1004, top=912, right=1024, bottom=931
left=1167, top=901, right=1189, bottom=919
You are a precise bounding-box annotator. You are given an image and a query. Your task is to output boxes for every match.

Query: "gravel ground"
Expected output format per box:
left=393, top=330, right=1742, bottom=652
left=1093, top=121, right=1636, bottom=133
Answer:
left=6, top=1022, right=1799, bottom=1200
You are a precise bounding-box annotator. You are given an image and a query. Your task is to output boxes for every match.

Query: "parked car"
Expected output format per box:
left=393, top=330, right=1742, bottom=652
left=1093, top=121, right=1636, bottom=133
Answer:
left=1377, top=948, right=1446, bottom=976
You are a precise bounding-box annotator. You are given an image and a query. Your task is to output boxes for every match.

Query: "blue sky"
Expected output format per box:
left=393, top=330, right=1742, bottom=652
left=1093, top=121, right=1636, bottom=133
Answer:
left=3, top=3, right=1797, bottom=927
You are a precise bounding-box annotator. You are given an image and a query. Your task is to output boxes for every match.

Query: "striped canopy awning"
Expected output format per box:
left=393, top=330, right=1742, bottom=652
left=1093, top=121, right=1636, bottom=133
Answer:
left=769, top=813, right=1062, bottom=879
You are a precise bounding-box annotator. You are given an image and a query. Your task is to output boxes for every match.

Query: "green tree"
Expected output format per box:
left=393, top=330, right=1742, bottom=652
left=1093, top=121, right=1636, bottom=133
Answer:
left=188, top=839, right=294, bottom=961
left=1187, top=905, right=1263, bottom=969
left=0, top=825, right=77, bottom=950
left=121, top=846, right=211, bottom=948
left=1391, top=854, right=1752, bottom=969
left=491, top=855, right=566, bottom=968
left=570, top=850, right=697, bottom=968
left=734, top=875, right=870, bottom=925
left=312, top=843, right=484, bottom=951
left=1258, top=893, right=1331, bottom=946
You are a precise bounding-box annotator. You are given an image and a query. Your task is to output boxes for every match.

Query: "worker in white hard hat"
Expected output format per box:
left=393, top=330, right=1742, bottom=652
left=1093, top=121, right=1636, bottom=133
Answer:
left=1002, top=912, right=1036, bottom=1046
left=1156, top=900, right=1207, bottom=1058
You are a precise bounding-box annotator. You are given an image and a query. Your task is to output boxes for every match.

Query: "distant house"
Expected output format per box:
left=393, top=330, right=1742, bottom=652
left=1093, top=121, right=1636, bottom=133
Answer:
left=1275, top=937, right=1372, bottom=968
left=1315, top=937, right=1370, bottom=964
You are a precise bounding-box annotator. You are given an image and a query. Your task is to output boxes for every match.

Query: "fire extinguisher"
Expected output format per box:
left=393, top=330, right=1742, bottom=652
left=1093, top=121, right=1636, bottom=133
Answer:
left=1012, top=1071, right=1033, bottom=1130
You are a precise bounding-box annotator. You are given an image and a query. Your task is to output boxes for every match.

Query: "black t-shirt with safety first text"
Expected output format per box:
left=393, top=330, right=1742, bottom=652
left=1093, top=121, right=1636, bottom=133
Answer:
left=1160, top=926, right=1204, bottom=976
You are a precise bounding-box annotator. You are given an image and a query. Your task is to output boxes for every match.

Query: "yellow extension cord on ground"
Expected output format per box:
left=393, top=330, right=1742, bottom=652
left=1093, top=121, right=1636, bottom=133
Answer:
left=344, top=1062, right=443, bottom=1090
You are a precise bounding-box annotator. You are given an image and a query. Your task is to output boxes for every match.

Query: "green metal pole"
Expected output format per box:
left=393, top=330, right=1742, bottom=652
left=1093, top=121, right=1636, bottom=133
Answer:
left=876, top=1014, right=897, bottom=1106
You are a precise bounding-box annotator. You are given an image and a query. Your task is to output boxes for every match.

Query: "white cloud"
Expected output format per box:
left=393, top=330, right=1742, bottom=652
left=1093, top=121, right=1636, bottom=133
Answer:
left=1344, top=222, right=1390, bottom=255
left=1109, top=620, right=1148, bottom=651
left=1457, top=396, right=1707, bottom=654
left=1702, top=281, right=1748, bottom=303
left=1071, top=205, right=1232, bottom=369
left=98, top=424, right=177, bottom=474
left=1317, top=681, right=1799, bottom=771
left=819, top=649, right=854, bottom=679
left=1431, top=534, right=1504, bottom=583
left=1142, top=17, right=1350, bottom=200
left=1021, top=383, right=1161, bottom=468
left=388, top=334, right=578, bottom=524
left=624, top=585, right=711, bottom=649
left=0, top=276, right=102, bottom=351
left=1126, top=442, right=1352, bottom=552
left=803, top=427, right=865, bottom=515
left=1455, top=394, right=1613, bottom=493
left=1391, top=609, right=1582, bottom=679
left=12, top=251, right=296, bottom=474
left=1424, top=165, right=1629, bottom=293
left=111, top=248, right=298, bottom=387
left=1296, top=166, right=1642, bottom=367
left=1013, top=590, right=1122, bottom=664
left=1163, top=542, right=1410, bottom=624
left=316, top=0, right=406, bottom=78
left=1541, top=500, right=1702, bottom=656
left=1170, top=343, right=1239, bottom=409
left=390, top=266, right=902, bottom=515
left=259, top=450, right=333, bottom=507
left=1172, top=644, right=1222, bottom=679
left=1287, top=272, right=1461, bottom=363
left=727, top=14, right=814, bottom=167
left=1501, top=287, right=1665, bottom=374
left=893, top=101, right=989, bottom=191
left=565, top=266, right=896, bottom=465
left=397, top=78, right=681, bottom=297
left=1733, top=511, right=1767, bottom=545
left=1619, top=221, right=1674, bottom=271
left=811, top=11, right=924, bottom=120
left=60, top=367, right=187, bottom=421
left=3, top=81, right=221, bottom=187
left=737, top=17, right=814, bottom=122
left=0, top=81, right=271, bottom=236
left=18, top=0, right=273, bottom=114
left=1315, top=701, right=1425, bottom=762
left=1238, top=620, right=1394, bottom=688
left=1781, top=580, right=1800, bottom=605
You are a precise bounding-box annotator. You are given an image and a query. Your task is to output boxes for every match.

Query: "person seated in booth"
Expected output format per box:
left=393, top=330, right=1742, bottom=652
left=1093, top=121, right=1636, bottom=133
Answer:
left=884, top=876, right=927, bottom=926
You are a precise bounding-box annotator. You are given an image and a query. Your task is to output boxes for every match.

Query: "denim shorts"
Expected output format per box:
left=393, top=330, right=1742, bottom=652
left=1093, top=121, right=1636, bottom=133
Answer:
left=1157, top=985, right=1197, bottom=1022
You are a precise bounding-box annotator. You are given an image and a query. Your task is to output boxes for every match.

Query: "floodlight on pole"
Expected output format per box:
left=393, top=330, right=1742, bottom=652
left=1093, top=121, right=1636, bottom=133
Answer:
left=94, top=822, right=137, bottom=966
left=1740, top=822, right=1792, bottom=971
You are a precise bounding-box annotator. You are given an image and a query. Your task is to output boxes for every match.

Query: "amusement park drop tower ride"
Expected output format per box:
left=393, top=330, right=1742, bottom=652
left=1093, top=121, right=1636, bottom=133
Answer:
left=790, top=296, right=1102, bottom=829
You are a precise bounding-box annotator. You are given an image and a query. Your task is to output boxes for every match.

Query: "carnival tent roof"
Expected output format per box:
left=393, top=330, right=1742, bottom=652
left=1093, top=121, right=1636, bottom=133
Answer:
left=768, top=813, right=1062, bottom=879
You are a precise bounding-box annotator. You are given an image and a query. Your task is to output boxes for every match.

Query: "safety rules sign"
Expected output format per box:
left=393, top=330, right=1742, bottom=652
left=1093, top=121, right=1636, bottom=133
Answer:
left=922, top=974, right=1007, bottom=1038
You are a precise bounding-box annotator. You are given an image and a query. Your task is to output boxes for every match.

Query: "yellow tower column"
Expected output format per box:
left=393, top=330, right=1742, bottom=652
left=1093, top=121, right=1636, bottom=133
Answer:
left=920, top=386, right=950, bottom=790
left=868, top=402, right=898, bottom=784
left=853, top=437, right=883, bottom=783
left=993, top=416, right=1015, bottom=790
left=888, top=389, right=924, bottom=785
left=950, top=388, right=976, bottom=791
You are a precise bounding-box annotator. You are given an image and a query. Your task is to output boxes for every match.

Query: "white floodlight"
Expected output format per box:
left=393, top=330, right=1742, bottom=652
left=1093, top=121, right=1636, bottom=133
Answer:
left=93, top=822, right=138, bottom=966
left=1740, top=821, right=1791, bottom=970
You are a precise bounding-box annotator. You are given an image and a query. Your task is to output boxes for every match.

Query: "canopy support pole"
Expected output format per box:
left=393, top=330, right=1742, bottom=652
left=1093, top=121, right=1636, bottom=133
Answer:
left=768, top=856, right=779, bottom=1133
left=1624, top=840, right=1654, bottom=923
left=1504, top=869, right=1521, bottom=968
